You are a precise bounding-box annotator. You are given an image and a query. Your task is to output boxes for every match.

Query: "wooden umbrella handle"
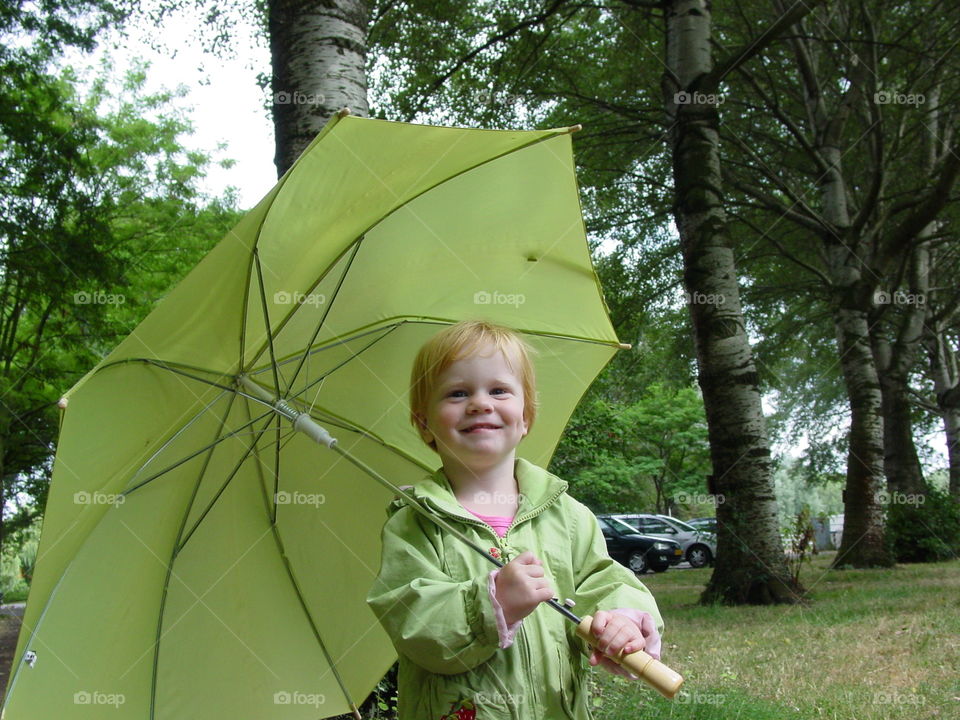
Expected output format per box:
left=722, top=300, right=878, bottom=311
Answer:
left=576, top=615, right=684, bottom=699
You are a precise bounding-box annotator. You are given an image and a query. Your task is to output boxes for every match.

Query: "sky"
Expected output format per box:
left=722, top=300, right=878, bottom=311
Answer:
left=68, top=7, right=278, bottom=209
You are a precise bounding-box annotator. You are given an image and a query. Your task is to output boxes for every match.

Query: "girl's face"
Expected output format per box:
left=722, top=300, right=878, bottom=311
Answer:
left=418, top=343, right=529, bottom=473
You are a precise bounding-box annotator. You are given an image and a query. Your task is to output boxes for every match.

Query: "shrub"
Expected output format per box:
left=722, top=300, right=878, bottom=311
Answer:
left=885, top=488, right=960, bottom=563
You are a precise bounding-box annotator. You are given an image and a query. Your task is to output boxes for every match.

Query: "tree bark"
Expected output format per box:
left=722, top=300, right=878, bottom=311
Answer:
left=817, top=140, right=892, bottom=567
left=663, top=0, right=799, bottom=604
left=268, top=0, right=370, bottom=176
left=777, top=3, right=893, bottom=566
left=924, top=326, right=960, bottom=497
left=871, top=243, right=930, bottom=497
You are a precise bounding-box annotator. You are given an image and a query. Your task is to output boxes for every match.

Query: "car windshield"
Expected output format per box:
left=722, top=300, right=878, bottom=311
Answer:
left=607, top=517, right=640, bottom=534
left=661, top=516, right=697, bottom=532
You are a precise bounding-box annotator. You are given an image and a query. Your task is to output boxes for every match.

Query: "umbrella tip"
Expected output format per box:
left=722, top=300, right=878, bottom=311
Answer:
left=618, top=342, right=632, bottom=350
left=337, top=107, right=352, bottom=118
left=568, top=123, right=583, bottom=133
left=58, top=397, right=68, bottom=409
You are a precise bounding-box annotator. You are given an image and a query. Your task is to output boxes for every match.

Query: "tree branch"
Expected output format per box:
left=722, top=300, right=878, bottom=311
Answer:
left=710, top=0, right=828, bottom=86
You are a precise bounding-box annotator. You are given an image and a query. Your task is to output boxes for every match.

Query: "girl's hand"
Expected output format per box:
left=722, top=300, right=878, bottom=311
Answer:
left=494, top=551, right=555, bottom=625
left=587, top=610, right=646, bottom=678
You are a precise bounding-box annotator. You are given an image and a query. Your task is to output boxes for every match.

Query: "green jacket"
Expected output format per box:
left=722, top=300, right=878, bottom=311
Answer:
left=366, top=458, right=664, bottom=719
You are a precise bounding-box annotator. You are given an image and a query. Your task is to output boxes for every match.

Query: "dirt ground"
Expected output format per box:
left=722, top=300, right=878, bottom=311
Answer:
left=0, top=614, right=22, bottom=704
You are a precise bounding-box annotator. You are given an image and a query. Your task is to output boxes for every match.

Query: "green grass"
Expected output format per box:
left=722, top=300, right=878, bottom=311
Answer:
left=591, top=553, right=960, bottom=720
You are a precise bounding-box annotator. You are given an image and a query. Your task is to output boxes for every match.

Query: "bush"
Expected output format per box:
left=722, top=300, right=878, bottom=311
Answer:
left=1, top=542, right=28, bottom=601
left=885, top=488, right=960, bottom=563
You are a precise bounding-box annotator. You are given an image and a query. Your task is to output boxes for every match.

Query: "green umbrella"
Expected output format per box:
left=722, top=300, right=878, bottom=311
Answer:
left=2, top=112, right=628, bottom=719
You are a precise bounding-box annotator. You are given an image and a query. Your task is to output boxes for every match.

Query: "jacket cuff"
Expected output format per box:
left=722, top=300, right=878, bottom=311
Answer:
left=488, top=569, right=523, bottom=648
left=463, top=570, right=502, bottom=652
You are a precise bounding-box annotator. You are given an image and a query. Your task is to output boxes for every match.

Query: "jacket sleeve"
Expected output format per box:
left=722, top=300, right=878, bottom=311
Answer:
left=566, top=499, right=664, bottom=656
left=365, top=505, right=502, bottom=674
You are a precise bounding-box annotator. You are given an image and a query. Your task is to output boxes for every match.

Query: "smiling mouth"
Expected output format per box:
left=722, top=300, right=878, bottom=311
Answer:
left=461, top=424, right=502, bottom=433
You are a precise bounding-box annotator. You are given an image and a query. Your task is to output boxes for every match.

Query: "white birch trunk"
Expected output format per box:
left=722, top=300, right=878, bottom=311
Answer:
left=664, top=0, right=796, bottom=603
left=819, top=141, right=891, bottom=567
left=269, top=0, right=370, bottom=176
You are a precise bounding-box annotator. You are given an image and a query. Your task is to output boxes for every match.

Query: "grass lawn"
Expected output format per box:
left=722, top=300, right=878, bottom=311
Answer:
left=591, top=553, right=960, bottom=720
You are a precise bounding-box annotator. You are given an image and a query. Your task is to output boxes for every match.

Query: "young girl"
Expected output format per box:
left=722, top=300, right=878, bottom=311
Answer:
left=366, top=321, right=663, bottom=719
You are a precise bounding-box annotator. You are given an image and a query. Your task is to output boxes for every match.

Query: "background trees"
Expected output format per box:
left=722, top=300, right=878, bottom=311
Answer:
left=0, top=8, right=241, bottom=551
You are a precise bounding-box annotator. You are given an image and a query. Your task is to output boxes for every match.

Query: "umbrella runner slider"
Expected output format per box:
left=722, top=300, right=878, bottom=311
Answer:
left=237, top=375, right=684, bottom=700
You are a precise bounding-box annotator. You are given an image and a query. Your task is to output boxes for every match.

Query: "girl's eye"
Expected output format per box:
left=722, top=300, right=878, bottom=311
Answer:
left=448, top=390, right=467, bottom=398
left=491, top=387, right=509, bottom=395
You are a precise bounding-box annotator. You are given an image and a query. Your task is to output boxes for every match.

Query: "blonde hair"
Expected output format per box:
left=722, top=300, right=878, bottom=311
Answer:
left=410, top=321, right=537, bottom=449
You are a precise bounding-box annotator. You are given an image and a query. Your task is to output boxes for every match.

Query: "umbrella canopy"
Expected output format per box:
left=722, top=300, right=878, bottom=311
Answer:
left=2, top=112, right=623, bottom=719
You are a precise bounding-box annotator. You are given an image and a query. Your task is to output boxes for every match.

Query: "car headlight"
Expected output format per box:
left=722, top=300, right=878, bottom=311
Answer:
left=653, top=542, right=671, bottom=550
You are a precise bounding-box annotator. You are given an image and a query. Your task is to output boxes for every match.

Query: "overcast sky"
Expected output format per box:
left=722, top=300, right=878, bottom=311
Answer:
left=69, top=7, right=278, bottom=209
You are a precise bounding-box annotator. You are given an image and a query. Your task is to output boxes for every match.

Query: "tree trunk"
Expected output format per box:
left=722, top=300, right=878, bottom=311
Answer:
left=925, top=327, right=960, bottom=497
left=871, top=244, right=930, bottom=497
left=268, top=0, right=370, bottom=176
left=664, top=0, right=798, bottom=604
left=818, top=141, right=892, bottom=568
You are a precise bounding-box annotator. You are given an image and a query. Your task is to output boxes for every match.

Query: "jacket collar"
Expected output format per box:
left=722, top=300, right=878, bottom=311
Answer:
left=397, top=457, right=568, bottom=522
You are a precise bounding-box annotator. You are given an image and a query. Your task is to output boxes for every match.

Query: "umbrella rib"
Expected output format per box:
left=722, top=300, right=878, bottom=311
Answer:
left=248, top=322, right=398, bottom=375
left=245, top=232, right=365, bottom=371
left=93, top=357, right=237, bottom=392
left=283, top=238, right=364, bottom=397
left=253, top=248, right=283, bottom=394
left=124, top=388, right=233, bottom=492
left=233, top=377, right=367, bottom=719
left=251, top=443, right=365, bottom=719
left=149, top=389, right=240, bottom=719
left=285, top=323, right=400, bottom=411
left=124, top=407, right=276, bottom=497
left=175, top=411, right=277, bottom=554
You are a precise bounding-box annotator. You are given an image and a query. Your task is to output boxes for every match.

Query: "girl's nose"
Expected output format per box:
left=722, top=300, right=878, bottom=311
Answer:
left=467, top=393, right=493, bottom=413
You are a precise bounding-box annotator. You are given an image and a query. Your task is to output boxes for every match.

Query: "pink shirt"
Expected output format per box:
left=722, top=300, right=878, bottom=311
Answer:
left=466, top=508, right=514, bottom=538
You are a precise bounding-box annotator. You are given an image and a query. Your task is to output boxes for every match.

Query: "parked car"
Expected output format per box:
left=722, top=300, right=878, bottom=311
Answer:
left=687, top=517, right=718, bottom=534
left=612, top=513, right=716, bottom=568
left=595, top=515, right=684, bottom=574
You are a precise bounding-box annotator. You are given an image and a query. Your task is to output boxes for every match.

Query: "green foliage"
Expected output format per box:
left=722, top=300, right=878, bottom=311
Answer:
left=0, top=516, right=40, bottom=598
left=1, top=48, right=242, bottom=540
left=773, top=457, right=843, bottom=525
left=552, top=382, right=710, bottom=514
left=885, top=488, right=960, bottom=563
left=0, top=0, right=127, bottom=57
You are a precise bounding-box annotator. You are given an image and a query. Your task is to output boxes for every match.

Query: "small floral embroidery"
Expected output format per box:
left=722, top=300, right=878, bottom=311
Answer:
left=439, top=698, right=476, bottom=719
left=489, top=547, right=501, bottom=560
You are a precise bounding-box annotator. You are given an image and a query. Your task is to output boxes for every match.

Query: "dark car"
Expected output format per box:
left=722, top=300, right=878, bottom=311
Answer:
left=613, top=513, right=716, bottom=569
left=596, top=514, right=684, bottom=574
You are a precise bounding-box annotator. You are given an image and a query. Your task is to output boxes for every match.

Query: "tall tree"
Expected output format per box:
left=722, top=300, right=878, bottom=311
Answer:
left=367, top=0, right=821, bottom=603
left=662, top=0, right=822, bottom=603
left=717, top=0, right=960, bottom=565
left=268, top=0, right=370, bottom=175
